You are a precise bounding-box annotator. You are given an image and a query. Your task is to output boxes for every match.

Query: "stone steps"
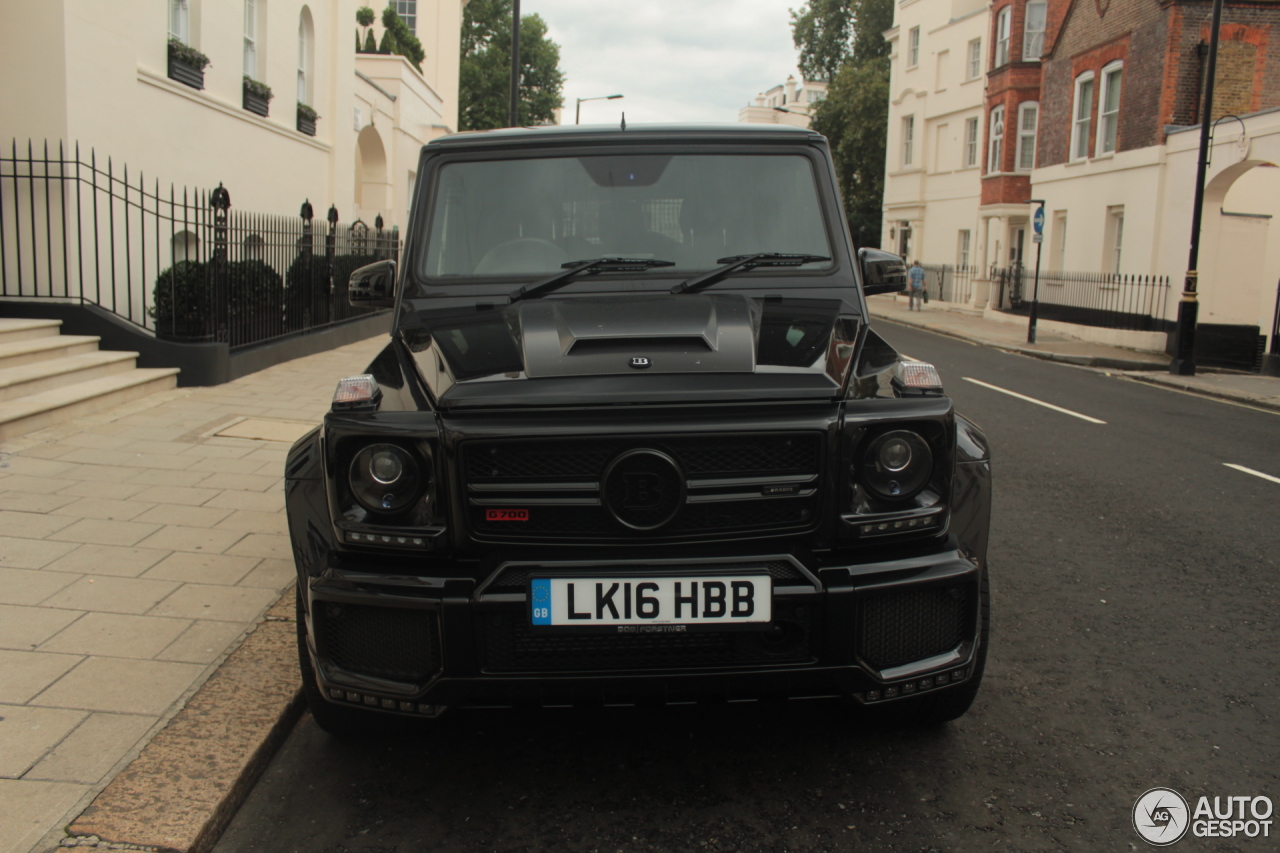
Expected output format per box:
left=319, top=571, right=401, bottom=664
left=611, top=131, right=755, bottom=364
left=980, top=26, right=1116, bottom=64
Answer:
left=0, top=317, right=180, bottom=441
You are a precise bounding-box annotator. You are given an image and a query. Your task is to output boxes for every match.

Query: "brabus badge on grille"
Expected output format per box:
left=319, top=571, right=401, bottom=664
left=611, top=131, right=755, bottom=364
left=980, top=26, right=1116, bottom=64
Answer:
left=630, top=357, right=651, bottom=369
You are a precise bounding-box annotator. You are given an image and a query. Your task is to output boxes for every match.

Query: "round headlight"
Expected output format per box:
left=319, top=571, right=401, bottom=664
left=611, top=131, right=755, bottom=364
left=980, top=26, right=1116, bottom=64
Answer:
left=861, top=430, right=933, bottom=501
left=349, top=443, right=424, bottom=514
left=370, top=450, right=403, bottom=485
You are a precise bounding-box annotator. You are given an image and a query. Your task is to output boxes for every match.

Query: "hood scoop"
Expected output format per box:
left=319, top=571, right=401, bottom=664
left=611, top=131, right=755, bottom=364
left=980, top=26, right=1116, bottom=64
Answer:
left=515, top=294, right=757, bottom=378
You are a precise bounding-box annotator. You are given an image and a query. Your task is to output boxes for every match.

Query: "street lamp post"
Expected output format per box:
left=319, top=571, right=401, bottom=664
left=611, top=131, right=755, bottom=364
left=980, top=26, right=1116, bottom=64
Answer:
left=575, top=94, right=623, bottom=124
left=1171, top=0, right=1225, bottom=375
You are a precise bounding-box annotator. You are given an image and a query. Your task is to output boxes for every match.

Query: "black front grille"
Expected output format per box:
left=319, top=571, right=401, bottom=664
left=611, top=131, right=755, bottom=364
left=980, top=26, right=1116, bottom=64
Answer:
left=483, top=560, right=809, bottom=594
left=855, top=584, right=974, bottom=671
left=464, top=435, right=820, bottom=482
left=315, top=602, right=441, bottom=682
left=464, top=433, right=823, bottom=540
left=483, top=611, right=814, bottom=673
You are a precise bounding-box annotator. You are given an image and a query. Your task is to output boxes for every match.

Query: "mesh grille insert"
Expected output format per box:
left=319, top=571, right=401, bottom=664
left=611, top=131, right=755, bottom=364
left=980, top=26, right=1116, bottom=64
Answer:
left=316, top=602, right=441, bottom=682
left=483, top=611, right=814, bottom=673
left=855, top=585, right=973, bottom=671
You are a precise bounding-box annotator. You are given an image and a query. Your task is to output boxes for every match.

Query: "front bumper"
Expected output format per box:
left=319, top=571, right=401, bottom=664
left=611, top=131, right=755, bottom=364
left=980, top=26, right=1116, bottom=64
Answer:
left=300, top=546, right=983, bottom=718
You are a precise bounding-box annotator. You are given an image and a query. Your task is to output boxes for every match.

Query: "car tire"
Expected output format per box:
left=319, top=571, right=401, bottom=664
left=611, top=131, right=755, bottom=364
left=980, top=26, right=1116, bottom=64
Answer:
left=860, top=571, right=990, bottom=727
left=295, top=584, right=383, bottom=737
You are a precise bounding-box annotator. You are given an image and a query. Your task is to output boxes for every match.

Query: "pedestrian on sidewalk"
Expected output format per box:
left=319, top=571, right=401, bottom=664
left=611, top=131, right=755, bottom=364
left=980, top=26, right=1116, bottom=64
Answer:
left=907, top=260, right=926, bottom=310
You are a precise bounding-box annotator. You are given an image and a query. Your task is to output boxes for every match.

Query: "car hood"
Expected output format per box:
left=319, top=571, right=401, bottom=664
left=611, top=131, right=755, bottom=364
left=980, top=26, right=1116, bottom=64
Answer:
left=395, top=293, right=860, bottom=409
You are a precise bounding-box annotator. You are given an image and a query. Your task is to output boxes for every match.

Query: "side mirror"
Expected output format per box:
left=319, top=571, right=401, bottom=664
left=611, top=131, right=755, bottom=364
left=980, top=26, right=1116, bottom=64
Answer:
left=858, top=248, right=908, bottom=296
left=349, top=260, right=396, bottom=308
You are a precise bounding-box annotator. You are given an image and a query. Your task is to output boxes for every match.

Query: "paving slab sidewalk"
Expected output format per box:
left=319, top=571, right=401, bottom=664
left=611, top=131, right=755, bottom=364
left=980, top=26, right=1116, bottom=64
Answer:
left=0, top=335, right=387, bottom=853
left=867, top=295, right=1280, bottom=413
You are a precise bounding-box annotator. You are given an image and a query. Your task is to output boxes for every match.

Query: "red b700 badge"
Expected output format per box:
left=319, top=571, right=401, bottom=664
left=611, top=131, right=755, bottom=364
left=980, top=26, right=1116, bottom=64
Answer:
left=485, top=509, right=529, bottom=521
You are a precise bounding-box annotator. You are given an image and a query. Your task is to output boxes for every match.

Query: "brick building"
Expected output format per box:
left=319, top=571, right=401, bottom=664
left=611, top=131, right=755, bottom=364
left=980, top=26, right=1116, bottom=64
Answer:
left=966, top=0, right=1280, bottom=363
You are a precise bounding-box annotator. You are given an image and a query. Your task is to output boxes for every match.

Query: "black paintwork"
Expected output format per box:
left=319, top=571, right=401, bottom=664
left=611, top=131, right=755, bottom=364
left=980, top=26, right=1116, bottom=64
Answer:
left=284, top=125, right=992, bottom=723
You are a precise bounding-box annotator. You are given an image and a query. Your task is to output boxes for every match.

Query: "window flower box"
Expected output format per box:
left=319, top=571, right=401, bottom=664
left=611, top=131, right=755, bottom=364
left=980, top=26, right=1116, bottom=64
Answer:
left=167, top=39, right=209, bottom=90
left=297, top=104, right=319, bottom=137
left=243, top=77, right=273, bottom=118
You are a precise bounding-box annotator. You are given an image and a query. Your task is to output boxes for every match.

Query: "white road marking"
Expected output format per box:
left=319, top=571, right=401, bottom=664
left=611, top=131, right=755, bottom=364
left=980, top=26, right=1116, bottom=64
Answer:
left=1224, top=463, right=1280, bottom=485
left=961, top=377, right=1107, bottom=424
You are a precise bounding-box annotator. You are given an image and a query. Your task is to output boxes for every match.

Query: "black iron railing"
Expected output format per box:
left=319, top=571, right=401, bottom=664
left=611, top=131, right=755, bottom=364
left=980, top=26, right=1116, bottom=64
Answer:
left=990, top=265, right=1171, bottom=332
left=0, top=140, right=399, bottom=348
left=918, top=264, right=978, bottom=305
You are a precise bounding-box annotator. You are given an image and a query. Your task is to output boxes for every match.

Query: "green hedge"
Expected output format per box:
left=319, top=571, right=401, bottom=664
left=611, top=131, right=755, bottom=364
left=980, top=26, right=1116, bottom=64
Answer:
left=151, top=259, right=284, bottom=344
left=284, top=252, right=381, bottom=330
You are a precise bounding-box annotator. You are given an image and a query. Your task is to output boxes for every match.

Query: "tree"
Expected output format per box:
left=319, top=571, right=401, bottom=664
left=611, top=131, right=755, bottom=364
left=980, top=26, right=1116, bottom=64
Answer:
left=379, top=5, right=425, bottom=71
left=459, top=0, right=565, bottom=130
left=812, top=58, right=889, bottom=247
left=790, top=0, right=853, bottom=83
left=791, top=0, right=894, bottom=247
left=356, top=6, right=375, bottom=53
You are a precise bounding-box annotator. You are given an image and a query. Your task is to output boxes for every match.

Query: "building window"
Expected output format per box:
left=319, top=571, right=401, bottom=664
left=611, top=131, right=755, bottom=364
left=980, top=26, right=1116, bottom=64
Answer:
left=908, top=27, right=920, bottom=68
left=298, top=8, right=314, bottom=106
left=988, top=106, right=1005, bottom=173
left=1071, top=72, right=1095, bottom=161
left=995, top=7, right=1011, bottom=67
left=1017, top=102, right=1038, bottom=171
left=1098, top=62, right=1123, bottom=154
left=902, top=116, right=915, bottom=167
left=169, top=0, right=190, bottom=43
left=244, top=0, right=258, bottom=78
left=1023, top=1, right=1046, bottom=61
left=394, top=0, right=417, bottom=35
left=967, top=38, right=982, bottom=79
left=958, top=230, right=971, bottom=268
left=1053, top=212, right=1068, bottom=271
left=1106, top=207, right=1124, bottom=273
left=964, top=116, right=979, bottom=167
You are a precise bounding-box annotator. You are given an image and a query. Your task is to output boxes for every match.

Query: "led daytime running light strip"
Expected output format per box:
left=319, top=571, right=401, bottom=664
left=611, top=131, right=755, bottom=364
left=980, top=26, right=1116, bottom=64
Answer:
left=345, top=531, right=428, bottom=547
left=328, top=686, right=441, bottom=715
left=863, top=667, right=968, bottom=703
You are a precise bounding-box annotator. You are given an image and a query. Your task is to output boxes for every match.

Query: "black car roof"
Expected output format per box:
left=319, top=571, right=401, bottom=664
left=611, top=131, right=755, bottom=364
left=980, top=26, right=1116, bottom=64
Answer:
left=426, top=123, right=825, bottom=151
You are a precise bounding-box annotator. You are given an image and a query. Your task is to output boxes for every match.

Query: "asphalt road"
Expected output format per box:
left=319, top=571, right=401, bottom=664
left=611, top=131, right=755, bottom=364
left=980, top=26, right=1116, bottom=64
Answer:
left=214, top=322, right=1280, bottom=853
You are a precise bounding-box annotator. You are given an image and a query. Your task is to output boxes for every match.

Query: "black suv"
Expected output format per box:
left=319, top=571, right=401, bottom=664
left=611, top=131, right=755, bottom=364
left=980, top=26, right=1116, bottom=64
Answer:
left=285, top=124, right=992, bottom=734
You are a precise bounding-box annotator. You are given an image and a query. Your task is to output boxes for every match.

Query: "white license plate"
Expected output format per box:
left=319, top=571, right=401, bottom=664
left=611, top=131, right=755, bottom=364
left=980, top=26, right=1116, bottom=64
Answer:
left=530, top=575, right=771, bottom=627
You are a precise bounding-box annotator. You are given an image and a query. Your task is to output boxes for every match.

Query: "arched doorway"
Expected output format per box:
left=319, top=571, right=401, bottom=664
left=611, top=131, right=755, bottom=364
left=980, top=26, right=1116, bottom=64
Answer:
left=355, top=125, right=388, bottom=214
left=1196, top=158, right=1280, bottom=367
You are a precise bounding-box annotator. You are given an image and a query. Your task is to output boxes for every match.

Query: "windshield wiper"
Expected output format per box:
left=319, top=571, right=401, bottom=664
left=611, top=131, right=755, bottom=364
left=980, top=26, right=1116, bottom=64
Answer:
left=669, top=253, right=831, bottom=295
left=508, top=257, right=675, bottom=303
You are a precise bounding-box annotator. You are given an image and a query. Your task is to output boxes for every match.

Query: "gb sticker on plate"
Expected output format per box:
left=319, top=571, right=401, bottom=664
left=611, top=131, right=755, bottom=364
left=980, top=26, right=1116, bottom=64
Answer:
left=531, top=578, right=552, bottom=625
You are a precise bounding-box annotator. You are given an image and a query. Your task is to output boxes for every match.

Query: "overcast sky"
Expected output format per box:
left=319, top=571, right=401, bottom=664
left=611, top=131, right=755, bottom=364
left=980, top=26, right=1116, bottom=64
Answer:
left=522, top=0, right=806, bottom=125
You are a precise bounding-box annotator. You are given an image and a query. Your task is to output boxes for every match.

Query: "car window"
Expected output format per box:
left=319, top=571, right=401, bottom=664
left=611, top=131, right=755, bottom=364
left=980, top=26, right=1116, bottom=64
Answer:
left=414, top=153, right=832, bottom=287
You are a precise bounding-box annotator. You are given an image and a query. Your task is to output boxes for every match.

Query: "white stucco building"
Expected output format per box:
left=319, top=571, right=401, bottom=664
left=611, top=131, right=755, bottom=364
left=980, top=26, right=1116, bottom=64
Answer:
left=0, top=0, right=466, bottom=229
left=739, top=75, right=828, bottom=128
left=881, top=0, right=989, bottom=293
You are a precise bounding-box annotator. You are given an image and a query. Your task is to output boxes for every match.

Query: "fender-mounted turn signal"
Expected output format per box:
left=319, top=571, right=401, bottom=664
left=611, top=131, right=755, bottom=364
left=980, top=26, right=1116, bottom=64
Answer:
left=891, top=362, right=944, bottom=397
left=332, top=374, right=382, bottom=411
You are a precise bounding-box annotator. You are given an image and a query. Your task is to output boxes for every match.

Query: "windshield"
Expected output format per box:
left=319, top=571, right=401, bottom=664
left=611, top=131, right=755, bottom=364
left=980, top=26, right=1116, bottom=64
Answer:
left=415, top=153, right=833, bottom=287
